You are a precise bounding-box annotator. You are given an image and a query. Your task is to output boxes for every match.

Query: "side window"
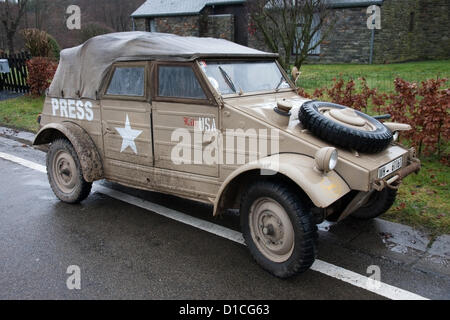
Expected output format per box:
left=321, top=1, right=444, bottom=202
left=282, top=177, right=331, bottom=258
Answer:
left=107, top=67, right=145, bottom=96
left=158, top=66, right=206, bottom=99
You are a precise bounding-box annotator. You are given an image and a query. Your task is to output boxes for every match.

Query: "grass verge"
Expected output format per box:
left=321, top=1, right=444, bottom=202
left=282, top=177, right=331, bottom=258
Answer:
left=299, top=60, right=450, bottom=93
left=0, top=95, right=44, bottom=132
left=385, top=158, right=449, bottom=239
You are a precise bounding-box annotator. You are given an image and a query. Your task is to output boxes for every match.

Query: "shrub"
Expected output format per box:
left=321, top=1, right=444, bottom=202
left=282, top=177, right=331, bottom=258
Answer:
left=21, top=29, right=51, bottom=57
left=298, top=76, right=449, bottom=159
left=47, top=35, right=61, bottom=60
left=21, top=28, right=61, bottom=60
left=299, top=76, right=388, bottom=114
left=80, top=23, right=114, bottom=43
left=384, top=78, right=449, bottom=157
left=26, top=57, right=58, bottom=96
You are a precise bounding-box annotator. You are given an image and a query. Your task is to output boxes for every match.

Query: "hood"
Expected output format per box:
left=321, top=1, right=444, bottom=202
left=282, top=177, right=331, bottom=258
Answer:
left=223, top=91, right=309, bottom=130
left=223, top=91, right=409, bottom=172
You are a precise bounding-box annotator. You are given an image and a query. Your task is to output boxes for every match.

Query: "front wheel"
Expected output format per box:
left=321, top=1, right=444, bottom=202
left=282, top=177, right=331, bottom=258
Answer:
left=47, top=139, right=92, bottom=204
left=240, top=181, right=317, bottom=278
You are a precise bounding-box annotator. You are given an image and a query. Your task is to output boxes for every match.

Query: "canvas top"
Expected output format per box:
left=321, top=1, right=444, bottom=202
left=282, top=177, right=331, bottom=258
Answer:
left=48, top=32, right=277, bottom=100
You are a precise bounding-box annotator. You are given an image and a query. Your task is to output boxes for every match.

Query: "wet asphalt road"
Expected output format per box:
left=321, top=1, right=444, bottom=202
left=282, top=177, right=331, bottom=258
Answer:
left=0, top=136, right=448, bottom=300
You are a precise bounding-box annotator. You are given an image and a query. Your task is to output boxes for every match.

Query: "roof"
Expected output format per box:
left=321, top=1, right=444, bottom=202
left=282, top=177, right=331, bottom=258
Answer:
left=48, top=32, right=277, bottom=100
left=131, top=0, right=245, bottom=18
left=131, top=0, right=383, bottom=17
left=327, top=0, right=383, bottom=8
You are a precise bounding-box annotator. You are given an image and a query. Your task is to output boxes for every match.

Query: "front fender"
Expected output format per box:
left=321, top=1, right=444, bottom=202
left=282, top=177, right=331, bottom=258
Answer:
left=34, top=122, right=103, bottom=182
left=213, top=153, right=350, bottom=216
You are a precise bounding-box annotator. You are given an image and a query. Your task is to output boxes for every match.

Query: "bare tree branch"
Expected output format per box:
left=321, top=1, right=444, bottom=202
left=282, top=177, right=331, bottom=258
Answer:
left=0, top=0, right=29, bottom=53
left=248, top=0, right=336, bottom=71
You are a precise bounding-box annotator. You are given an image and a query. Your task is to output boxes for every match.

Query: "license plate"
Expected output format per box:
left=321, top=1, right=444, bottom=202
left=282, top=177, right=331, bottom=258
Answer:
left=378, top=157, right=403, bottom=179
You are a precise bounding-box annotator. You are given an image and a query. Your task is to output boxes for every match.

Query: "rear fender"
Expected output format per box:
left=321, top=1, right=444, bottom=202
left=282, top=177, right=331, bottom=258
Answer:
left=33, top=122, right=103, bottom=182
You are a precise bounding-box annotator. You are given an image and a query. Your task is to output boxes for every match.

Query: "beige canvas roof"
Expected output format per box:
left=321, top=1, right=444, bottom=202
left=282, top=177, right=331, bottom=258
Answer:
left=48, top=32, right=277, bottom=100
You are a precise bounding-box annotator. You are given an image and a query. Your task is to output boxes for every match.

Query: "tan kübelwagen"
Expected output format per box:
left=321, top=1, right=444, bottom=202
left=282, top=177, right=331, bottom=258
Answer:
left=34, top=32, right=420, bottom=278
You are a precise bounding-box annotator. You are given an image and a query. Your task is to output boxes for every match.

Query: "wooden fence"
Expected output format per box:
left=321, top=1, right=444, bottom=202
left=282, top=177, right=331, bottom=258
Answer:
left=0, top=52, right=31, bottom=93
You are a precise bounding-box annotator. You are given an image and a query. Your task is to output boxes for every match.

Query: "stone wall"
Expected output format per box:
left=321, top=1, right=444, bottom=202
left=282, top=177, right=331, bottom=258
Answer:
left=203, top=14, right=235, bottom=41
left=417, top=0, right=450, bottom=60
left=247, top=8, right=374, bottom=64
left=134, top=14, right=234, bottom=42
left=373, top=0, right=421, bottom=63
left=154, top=16, right=201, bottom=36
left=372, top=0, right=450, bottom=63
left=318, top=8, right=372, bottom=64
left=134, top=0, right=449, bottom=64
left=134, top=18, right=147, bottom=32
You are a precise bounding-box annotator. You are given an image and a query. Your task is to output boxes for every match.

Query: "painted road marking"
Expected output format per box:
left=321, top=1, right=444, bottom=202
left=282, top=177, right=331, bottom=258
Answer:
left=0, top=152, right=47, bottom=173
left=0, top=151, right=429, bottom=300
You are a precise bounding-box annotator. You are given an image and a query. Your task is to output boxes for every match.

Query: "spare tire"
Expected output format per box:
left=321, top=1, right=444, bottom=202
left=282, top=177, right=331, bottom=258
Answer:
left=299, top=101, right=393, bottom=154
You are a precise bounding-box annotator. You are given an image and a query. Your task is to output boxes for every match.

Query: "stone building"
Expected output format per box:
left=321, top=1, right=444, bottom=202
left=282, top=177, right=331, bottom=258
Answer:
left=131, top=0, right=450, bottom=64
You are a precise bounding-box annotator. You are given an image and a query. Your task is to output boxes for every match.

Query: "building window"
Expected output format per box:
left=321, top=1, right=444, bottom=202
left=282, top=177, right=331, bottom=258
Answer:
left=294, top=13, right=321, bottom=55
left=149, top=19, right=157, bottom=32
left=409, top=12, right=415, bottom=32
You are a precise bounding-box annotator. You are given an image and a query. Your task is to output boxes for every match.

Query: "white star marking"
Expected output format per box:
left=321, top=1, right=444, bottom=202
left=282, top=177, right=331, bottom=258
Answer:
left=115, top=114, right=143, bottom=154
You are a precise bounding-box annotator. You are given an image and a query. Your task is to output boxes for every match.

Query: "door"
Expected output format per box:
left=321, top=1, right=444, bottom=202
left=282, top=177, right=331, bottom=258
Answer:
left=100, top=62, right=153, bottom=168
left=152, top=62, right=219, bottom=177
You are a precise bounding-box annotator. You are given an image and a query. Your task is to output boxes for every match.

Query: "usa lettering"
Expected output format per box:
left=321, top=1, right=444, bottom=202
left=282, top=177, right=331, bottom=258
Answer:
left=51, top=98, right=94, bottom=121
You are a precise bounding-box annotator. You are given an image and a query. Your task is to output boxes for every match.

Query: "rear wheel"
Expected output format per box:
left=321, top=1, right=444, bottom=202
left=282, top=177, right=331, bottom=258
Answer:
left=351, top=188, right=397, bottom=220
left=240, top=181, right=317, bottom=278
left=47, top=139, right=92, bottom=203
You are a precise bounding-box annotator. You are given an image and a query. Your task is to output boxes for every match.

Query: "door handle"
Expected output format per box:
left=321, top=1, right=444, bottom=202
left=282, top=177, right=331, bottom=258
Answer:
left=202, top=137, right=215, bottom=146
left=105, top=127, right=116, bottom=135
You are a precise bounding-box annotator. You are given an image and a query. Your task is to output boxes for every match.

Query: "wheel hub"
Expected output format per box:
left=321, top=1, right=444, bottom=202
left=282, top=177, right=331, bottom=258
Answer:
left=53, top=150, right=77, bottom=194
left=319, top=107, right=377, bottom=132
left=249, top=198, right=295, bottom=263
left=329, top=108, right=366, bottom=127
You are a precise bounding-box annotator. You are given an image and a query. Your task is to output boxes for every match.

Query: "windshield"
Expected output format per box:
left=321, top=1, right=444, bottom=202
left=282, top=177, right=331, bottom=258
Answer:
left=199, top=61, right=291, bottom=95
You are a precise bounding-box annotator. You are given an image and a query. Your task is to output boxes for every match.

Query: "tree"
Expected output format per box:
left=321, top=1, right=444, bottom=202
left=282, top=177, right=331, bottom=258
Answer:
left=27, top=0, right=50, bottom=30
left=79, top=22, right=114, bottom=43
left=0, top=0, right=29, bottom=53
left=248, top=0, right=334, bottom=71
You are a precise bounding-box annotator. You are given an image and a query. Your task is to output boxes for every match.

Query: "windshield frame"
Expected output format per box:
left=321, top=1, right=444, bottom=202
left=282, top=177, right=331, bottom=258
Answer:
left=196, top=59, right=295, bottom=98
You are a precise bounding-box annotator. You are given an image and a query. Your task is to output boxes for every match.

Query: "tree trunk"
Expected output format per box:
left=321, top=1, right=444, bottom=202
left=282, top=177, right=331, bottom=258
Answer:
left=7, top=33, right=15, bottom=54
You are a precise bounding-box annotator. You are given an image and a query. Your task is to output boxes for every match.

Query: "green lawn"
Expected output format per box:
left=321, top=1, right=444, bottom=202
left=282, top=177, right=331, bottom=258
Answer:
left=298, top=60, right=450, bottom=93
left=384, top=158, right=449, bottom=238
left=0, top=95, right=44, bottom=132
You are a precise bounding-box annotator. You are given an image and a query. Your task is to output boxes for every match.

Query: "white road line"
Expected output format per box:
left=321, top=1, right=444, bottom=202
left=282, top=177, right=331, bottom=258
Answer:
left=0, top=152, right=46, bottom=173
left=0, top=151, right=429, bottom=300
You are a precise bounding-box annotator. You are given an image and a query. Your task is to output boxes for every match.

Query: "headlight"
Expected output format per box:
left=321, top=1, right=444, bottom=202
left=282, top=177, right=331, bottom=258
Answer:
left=393, top=131, right=399, bottom=142
left=315, top=147, right=338, bottom=172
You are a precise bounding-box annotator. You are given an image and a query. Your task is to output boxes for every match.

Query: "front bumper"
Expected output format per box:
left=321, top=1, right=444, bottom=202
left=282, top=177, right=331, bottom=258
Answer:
left=372, top=158, right=421, bottom=191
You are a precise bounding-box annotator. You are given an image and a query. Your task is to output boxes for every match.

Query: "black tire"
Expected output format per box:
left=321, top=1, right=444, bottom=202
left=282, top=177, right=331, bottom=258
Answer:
left=47, top=138, right=92, bottom=204
left=299, top=101, right=393, bottom=154
left=351, top=188, right=397, bottom=220
left=240, top=181, right=317, bottom=278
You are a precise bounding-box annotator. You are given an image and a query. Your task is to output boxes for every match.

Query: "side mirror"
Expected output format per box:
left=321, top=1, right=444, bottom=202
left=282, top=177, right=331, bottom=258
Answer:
left=291, top=67, right=300, bottom=85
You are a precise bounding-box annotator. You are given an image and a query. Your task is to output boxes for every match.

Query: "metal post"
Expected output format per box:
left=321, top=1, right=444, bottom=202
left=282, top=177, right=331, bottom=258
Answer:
left=369, top=28, right=375, bottom=64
